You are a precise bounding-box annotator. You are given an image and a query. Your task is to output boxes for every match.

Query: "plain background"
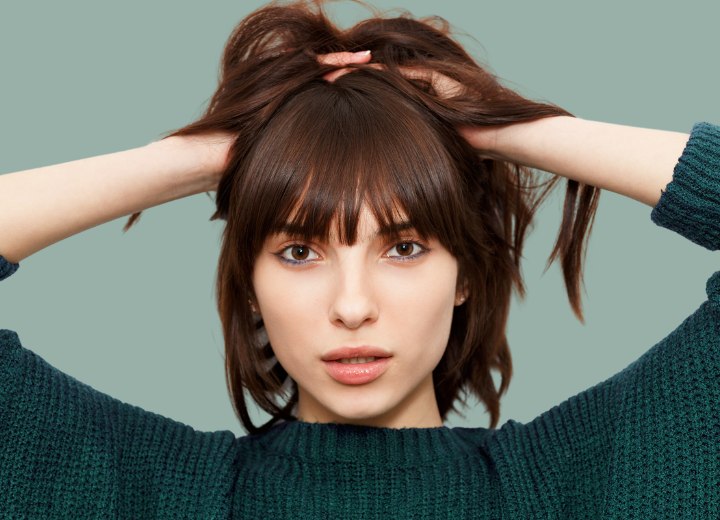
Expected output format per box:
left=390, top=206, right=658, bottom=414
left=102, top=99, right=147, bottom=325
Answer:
left=1, top=1, right=718, bottom=436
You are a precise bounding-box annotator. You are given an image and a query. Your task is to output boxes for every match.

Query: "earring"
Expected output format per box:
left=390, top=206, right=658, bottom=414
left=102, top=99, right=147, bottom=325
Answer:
left=455, top=296, right=466, bottom=305
left=248, top=299, right=258, bottom=313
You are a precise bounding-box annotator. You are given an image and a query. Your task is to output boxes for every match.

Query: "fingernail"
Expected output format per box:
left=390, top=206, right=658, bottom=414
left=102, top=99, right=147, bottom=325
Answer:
left=357, top=50, right=371, bottom=56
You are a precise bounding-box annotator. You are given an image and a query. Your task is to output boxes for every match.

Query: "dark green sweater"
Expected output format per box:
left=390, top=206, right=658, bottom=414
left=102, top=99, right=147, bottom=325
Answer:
left=1, top=122, right=719, bottom=518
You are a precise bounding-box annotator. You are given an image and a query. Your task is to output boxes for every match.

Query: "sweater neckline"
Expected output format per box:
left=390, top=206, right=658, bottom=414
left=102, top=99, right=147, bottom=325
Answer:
left=258, top=419, right=490, bottom=465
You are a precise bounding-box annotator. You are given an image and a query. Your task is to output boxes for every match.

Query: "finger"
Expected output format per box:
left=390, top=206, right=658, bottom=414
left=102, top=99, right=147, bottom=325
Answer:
left=395, top=66, right=464, bottom=99
left=323, top=62, right=387, bottom=83
left=395, top=65, right=432, bottom=82
left=323, top=67, right=352, bottom=83
left=317, top=50, right=371, bottom=66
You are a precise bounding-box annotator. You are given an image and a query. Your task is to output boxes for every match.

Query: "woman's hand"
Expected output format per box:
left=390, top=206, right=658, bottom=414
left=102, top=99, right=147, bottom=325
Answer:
left=318, top=50, right=464, bottom=99
left=318, top=50, right=373, bottom=82
left=320, top=51, right=482, bottom=147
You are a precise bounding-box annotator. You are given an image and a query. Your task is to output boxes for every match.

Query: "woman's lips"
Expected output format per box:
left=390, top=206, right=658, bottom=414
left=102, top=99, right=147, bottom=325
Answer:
left=321, top=346, right=392, bottom=361
left=323, top=357, right=391, bottom=385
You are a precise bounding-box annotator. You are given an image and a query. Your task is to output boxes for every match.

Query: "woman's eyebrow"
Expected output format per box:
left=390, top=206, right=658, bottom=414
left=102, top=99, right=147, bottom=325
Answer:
left=377, top=221, right=417, bottom=237
left=276, top=220, right=416, bottom=239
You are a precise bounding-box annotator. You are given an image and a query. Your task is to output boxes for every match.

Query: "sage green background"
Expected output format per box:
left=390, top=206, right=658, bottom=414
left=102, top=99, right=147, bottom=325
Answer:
left=1, top=1, right=718, bottom=436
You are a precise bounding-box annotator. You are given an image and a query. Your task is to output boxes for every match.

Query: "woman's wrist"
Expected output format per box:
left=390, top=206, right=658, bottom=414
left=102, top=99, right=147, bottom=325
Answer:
left=147, top=133, right=231, bottom=194
left=460, top=115, right=577, bottom=166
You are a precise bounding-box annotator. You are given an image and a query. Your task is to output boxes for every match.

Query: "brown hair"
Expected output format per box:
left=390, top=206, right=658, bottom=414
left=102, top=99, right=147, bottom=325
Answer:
left=124, top=0, right=600, bottom=435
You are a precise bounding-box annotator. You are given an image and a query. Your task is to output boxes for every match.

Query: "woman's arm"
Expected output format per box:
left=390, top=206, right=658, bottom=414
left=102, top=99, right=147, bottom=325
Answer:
left=0, top=47, right=365, bottom=267
left=0, top=135, right=230, bottom=264
left=324, top=53, right=691, bottom=208
left=460, top=116, right=690, bottom=208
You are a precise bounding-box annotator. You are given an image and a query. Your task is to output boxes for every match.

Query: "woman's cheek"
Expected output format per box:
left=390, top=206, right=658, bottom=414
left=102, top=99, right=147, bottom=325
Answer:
left=257, top=266, right=328, bottom=360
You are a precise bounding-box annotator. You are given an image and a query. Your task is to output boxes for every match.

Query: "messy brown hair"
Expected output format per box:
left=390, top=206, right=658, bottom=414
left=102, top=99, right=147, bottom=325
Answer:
left=124, top=0, right=600, bottom=435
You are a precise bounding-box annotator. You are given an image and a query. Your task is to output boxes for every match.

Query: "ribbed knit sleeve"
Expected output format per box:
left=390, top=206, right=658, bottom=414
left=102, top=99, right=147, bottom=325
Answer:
left=0, top=329, right=239, bottom=518
left=484, top=121, right=720, bottom=517
left=650, top=122, right=720, bottom=250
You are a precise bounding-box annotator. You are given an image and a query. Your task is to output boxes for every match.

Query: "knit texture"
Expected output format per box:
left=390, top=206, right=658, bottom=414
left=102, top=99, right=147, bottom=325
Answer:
left=1, top=122, right=719, bottom=518
left=0, top=254, right=18, bottom=281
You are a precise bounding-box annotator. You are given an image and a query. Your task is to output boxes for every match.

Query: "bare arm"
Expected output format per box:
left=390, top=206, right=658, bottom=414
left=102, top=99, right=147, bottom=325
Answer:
left=0, top=135, right=229, bottom=264
left=460, top=116, right=690, bottom=208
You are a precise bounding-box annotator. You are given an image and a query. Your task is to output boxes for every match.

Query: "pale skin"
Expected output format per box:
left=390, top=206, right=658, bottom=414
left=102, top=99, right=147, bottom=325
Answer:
left=253, top=205, right=466, bottom=428
left=0, top=51, right=691, bottom=428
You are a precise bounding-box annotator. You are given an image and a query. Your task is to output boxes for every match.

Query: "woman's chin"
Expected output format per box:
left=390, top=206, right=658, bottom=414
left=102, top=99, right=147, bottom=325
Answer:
left=300, top=393, right=397, bottom=427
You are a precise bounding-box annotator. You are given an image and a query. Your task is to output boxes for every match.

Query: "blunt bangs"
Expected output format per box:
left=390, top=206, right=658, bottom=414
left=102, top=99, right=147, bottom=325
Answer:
left=235, top=71, right=467, bottom=254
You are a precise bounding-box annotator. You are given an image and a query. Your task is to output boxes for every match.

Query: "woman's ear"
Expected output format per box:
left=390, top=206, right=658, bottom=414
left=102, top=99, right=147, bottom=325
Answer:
left=455, top=279, right=469, bottom=306
left=248, top=292, right=260, bottom=315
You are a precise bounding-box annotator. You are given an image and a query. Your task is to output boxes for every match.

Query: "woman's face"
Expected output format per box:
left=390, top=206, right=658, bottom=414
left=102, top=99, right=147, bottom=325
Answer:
left=252, top=204, right=466, bottom=428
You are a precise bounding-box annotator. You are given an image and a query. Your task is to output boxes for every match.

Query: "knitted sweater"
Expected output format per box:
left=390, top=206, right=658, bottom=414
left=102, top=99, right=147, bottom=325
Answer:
left=1, top=123, right=719, bottom=519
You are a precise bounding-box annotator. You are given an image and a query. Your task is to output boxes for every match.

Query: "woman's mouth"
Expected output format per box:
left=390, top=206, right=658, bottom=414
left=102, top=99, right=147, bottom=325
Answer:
left=337, top=356, right=378, bottom=364
left=323, top=357, right=391, bottom=384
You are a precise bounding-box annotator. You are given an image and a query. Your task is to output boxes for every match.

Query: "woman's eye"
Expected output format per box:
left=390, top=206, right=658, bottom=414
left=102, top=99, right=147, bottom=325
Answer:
left=275, top=241, right=428, bottom=265
left=386, top=241, right=427, bottom=261
left=277, top=244, right=319, bottom=264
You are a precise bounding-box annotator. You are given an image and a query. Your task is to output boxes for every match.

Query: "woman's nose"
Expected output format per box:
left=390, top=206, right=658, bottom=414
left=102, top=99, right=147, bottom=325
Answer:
left=328, top=261, right=379, bottom=329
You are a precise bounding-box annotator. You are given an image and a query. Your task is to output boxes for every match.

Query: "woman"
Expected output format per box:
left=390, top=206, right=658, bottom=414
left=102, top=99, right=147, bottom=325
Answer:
left=1, top=1, right=717, bottom=517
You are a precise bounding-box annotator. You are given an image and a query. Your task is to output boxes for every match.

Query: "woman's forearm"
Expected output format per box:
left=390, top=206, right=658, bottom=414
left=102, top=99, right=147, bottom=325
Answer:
left=463, top=116, right=690, bottom=207
left=0, top=136, right=215, bottom=264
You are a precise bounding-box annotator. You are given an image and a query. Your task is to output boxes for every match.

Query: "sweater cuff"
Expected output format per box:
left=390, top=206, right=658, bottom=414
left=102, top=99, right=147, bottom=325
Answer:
left=0, top=255, right=20, bottom=281
left=650, top=122, right=720, bottom=251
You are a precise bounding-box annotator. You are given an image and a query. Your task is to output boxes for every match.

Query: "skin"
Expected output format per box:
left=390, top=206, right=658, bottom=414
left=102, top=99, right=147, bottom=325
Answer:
left=251, top=205, right=468, bottom=428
